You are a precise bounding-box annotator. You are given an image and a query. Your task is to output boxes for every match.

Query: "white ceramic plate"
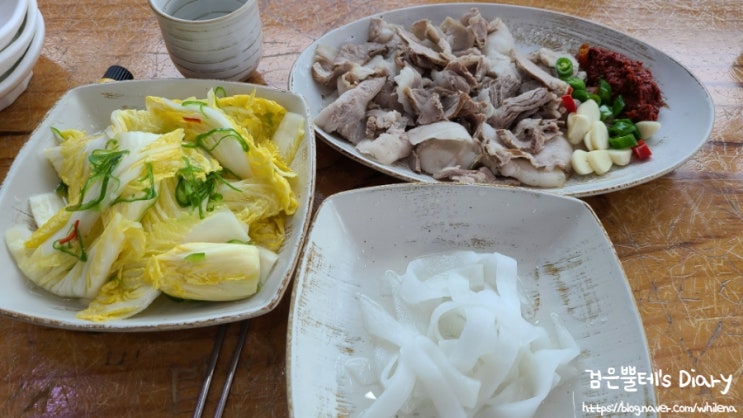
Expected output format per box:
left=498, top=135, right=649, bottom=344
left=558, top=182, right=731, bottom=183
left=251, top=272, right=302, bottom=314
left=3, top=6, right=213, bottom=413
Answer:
left=0, top=79, right=316, bottom=331
left=288, top=183, right=655, bottom=417
left=288, top=3, right=714, bottom=197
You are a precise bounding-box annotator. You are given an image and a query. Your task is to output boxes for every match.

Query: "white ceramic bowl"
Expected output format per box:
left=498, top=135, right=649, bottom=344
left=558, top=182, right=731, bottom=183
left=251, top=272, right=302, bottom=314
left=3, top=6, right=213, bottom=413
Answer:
left=0, top=0, right=28, bottom=52
left=288, top=183, right=656, bottom=417
left=0, top=5, right=43, bottom=112
left=0, top=0, right=38, bottom=77
left=0, top=79, right=316, bottom=331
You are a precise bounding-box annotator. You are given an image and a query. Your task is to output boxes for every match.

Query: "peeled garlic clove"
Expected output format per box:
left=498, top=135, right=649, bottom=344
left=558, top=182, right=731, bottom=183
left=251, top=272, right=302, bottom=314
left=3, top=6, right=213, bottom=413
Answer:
left=589, top=120, right=609, bottom=150
left=577, top=99, right=601, bottom=123
left=571, top=149, right=593, bottom=175
left=567, top=113, right=592, bottom=145
left=587, top=150, right=613, bottom=175
left=583, top=130, right=594, bottom=151
left=635, top=121, right=661, bottom=139
left=608, top=149, right=633, bottom=166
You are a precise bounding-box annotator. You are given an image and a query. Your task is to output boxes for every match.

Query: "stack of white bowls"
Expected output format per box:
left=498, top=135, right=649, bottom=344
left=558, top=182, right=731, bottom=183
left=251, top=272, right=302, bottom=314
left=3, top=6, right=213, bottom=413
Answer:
left=0, top=0, right=45, bottom=111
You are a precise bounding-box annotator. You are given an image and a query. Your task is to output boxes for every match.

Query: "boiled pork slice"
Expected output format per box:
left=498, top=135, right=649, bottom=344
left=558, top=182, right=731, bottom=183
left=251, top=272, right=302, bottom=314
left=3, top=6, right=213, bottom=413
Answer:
left=315, top=77, right=387, bottom=144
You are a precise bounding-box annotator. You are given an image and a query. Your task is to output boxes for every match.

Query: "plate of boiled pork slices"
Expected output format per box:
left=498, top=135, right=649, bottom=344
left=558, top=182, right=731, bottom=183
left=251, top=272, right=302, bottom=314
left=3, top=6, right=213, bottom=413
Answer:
left=288, top=3, right=714, bottom=197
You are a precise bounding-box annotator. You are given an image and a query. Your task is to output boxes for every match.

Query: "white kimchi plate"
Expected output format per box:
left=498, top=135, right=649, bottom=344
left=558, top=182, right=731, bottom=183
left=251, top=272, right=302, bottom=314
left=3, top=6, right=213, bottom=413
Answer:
left=0, top=79, right=316, bottom=332
left=288, top=3, right=714, bottom=197
left=287, top=183, right=656, bottom=417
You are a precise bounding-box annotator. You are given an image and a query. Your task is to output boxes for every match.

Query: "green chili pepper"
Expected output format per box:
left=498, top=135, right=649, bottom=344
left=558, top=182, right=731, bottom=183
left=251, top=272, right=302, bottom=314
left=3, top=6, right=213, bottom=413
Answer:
left=598, top=79, right=612, bottom=103
left=609, top=134, right=638, bottom=149
left=612, top=95, right=626, bottom=116
left=608, top=119, right=638, bottom=137
left=599, top=104, right=614, bottom=122
left=565, top=76, right=586, bottom=92
left=555, top=57, right=573, bottom=79
left=572, top=89, right=590, bottom=102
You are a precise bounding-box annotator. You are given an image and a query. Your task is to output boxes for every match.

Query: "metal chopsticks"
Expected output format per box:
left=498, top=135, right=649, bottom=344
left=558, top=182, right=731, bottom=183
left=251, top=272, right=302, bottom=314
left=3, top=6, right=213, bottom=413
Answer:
left=193, top=320, right=251, bottom=418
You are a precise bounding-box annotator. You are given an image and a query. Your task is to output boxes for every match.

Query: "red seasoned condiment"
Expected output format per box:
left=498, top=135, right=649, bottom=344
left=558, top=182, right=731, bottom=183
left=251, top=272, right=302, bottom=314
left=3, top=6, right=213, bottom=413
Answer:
left=576, top=44, right=664, bottom=121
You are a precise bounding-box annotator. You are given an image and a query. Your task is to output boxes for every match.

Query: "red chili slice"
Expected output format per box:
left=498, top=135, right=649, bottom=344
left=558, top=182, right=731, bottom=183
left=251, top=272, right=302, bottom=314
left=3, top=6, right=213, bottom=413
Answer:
left=632, top=139, right=652, bottom=160
left=561, top=94, right=577, bottom=113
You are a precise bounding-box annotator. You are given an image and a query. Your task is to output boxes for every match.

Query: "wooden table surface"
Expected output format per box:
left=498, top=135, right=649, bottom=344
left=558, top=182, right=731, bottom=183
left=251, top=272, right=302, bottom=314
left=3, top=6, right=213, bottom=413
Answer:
left=1, top=0, right=741, bottom=416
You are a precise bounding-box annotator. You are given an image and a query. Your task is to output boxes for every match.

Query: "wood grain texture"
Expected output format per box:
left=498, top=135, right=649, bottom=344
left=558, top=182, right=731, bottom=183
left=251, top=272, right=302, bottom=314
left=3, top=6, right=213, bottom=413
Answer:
left=0, top=0, right=741, bottom=416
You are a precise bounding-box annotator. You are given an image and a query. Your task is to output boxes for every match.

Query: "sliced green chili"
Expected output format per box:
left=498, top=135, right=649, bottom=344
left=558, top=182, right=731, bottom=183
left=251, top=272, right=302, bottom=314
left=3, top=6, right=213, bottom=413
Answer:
left=598, top=79, right=613, bottom=103
left=565, top=76, right=586, bottom=92
left=608, top=119, right=638, bottom=138
left=555, top=57, right=573, bottom=79
left=599, top=104, right=614, bottom=122
left=612, top=95, right=626, bottom=116
left=572, top=89, right=590, bottom=102
left=609, top=134, right=638, bottom=149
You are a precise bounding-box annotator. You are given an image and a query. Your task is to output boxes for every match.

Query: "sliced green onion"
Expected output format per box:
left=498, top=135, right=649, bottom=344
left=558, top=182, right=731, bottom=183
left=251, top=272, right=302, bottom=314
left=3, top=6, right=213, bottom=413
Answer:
left=68, top=141, right=128, bottom=211
left=194, top=128, right=249, bottom=153
left=52, top=219, right=88, bottom=261
left=56, top=182, right=69, bottom=201
left=185, top=252, right=206, bottom=263
left=175, top=160, right=231, bottom=219
left=181, top=100, right=209, bottom=117
left=113, top=163, right=157, bottom=204
left=214, top=86, right=228, bottom=98
left=51, top=127, right=65, bottom=141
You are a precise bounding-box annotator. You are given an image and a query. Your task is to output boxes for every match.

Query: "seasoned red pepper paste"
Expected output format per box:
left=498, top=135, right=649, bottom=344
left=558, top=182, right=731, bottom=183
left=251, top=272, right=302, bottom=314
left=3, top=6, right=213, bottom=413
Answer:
left=576, top=44, right=664, bottom=121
